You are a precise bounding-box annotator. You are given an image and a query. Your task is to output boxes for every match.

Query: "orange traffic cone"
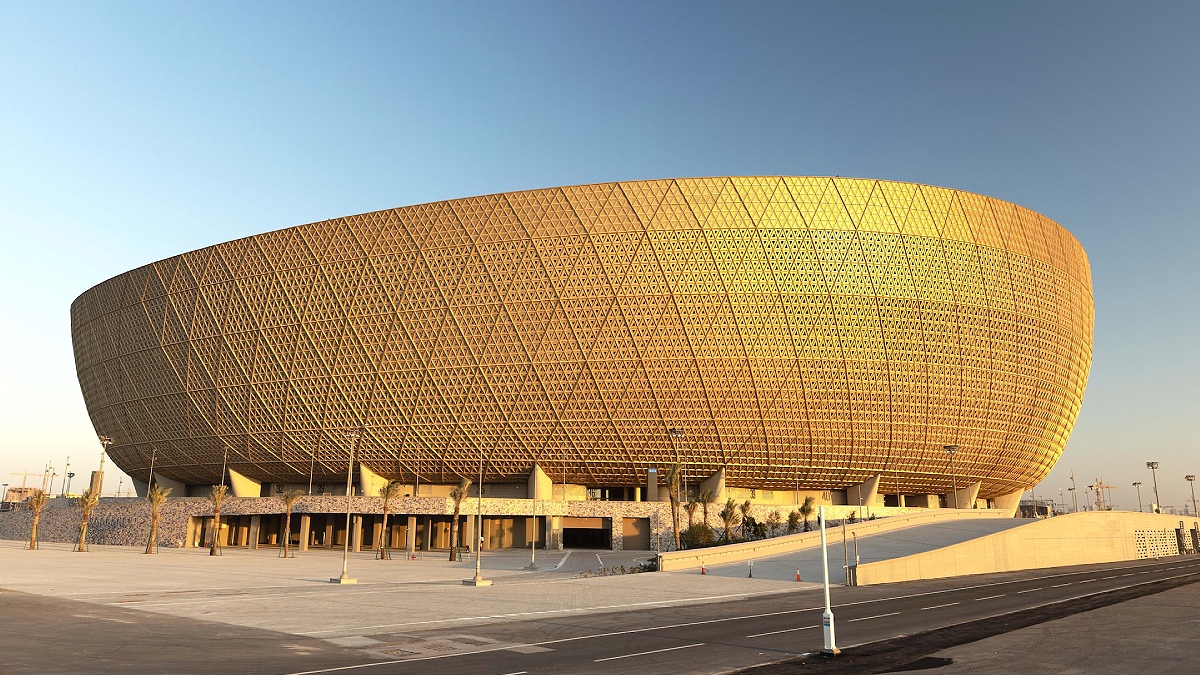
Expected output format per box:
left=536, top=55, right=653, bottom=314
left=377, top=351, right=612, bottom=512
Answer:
left=796, top=567, right=802, bottom=582
left=701, top=563, right=706, bottom=575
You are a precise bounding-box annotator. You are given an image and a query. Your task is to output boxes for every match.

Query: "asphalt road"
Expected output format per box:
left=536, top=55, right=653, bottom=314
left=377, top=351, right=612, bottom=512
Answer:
left=3, top=555, right=1197, bottom=674
left=279, top=555, right=1200, bottom=675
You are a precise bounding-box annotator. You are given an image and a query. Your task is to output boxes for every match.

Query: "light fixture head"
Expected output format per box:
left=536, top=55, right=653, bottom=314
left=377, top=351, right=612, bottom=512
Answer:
left=943, top=445, right=958, bottom=454
left=1132, top=481, right=1141, bottom=486
left=1187, top=475, right=1196, bottom=482
left=98, top=435, right=114, bottom=447
left=1147, top=461, right=1159, bottom=469
left=668, top=427, right=684, bottom=438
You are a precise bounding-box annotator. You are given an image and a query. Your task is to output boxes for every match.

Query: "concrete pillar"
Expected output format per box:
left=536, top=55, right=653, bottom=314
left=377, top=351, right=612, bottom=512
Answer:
left=228, top=468, right=262, bottom=498
left=359, top=464, right=389, bottom=499
left=248, top=515, right=261, bottom=550
left=634, top=487, right=641, bottom=502
left=406, top=515, right=416, bottom=558
left=846, top=475, right=881, bottom=515
left=422, top=516, right=432, bottom=551
left=528, top=463, right=553, bottom=500
left=949, top=481, right=982, bottom=509
left=352, top=515, right=363, bottom=552
left=699, top=467, right=726, bottom=504
left=299, top=514, right=311, bottom=551
left=324, top=517, right=335, bottom=548
left=371, top=517, right=383, bottom=550
left=991, top=487, right=1024, bottom=517
left=646, top=469, right=659, bottom=502
left=464, top=512, right=475, bottom=552
left=152, top=472, right=186, bottom=498
left=131, top=476, right=149, bottom=498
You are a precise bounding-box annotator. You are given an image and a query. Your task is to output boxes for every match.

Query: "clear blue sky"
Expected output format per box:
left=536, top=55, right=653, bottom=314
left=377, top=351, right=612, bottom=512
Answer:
left=1, top=2, right=1196, bottom=509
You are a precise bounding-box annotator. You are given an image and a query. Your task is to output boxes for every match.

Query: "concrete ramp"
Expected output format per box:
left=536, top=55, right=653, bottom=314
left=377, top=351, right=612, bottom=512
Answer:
left=682, top=516, right=1028, bottom=583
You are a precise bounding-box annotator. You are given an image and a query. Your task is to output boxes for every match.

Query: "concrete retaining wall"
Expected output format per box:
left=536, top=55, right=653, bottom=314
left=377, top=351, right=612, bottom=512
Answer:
left=656, top=509, right=1009, bottom=572
left=855, top=511, right=1200, bottom=585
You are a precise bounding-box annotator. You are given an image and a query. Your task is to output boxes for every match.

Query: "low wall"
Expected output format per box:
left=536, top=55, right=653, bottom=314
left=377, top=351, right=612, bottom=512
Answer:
left=854, top=511, right=1200, bottom=585
left=656, top=509, right=1009, bottom=572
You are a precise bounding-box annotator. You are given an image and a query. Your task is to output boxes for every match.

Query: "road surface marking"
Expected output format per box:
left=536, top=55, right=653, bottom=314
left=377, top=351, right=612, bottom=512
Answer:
left=594, top=643, right=704, bottom=662
left=1050, top=582, right=1072, bottom=588
left=1122, top=573, right=1135, bottom=577
left=499, top=672, right=527, bottom=675
left=1078, top=579, right=1095, bottom=584
left=747, top=625, right=817, bottom=638
left=920, top=602, right=959, bottom=611
left=848, top=612, right=900, bottom=622
left=1016, top=587, right=1042, bottom=594
left=596, top=553, right=604, bottom=566
left=975, top=594, right=1005, bottom=601
left=1102, top=575, right=1117, bottom=579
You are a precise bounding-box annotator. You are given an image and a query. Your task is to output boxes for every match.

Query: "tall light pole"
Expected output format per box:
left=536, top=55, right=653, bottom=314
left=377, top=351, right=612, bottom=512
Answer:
left=464, top=417, right=491, bottom=586
left=331, top=428, right=362, bottom=584
left=96, top=435, right=114, bottom=494
left=818, top=506, right=839, bottom=655
left=889, top=461, right=901, bottom=510
left=668, top=427, right=684, bottom=502
left=944, top=445, right=959, bottom=509
left=1068, top=486, right=1077, bottom=513
left=1186, top=475, right=1197, bottom=517
left=1132, top=482, right=1143, bottom=512
left=1146, top=462, right=1161, bottom=513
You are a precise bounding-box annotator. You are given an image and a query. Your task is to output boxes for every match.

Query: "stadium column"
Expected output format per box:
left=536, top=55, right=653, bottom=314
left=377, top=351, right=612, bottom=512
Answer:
left=992, top=488, right=1024, bottom=517
left=846, top=475, right=881, bottom=517
left=299, top=514, right=311, bottom=551
left=227, top=468, right=261, bottom=498
left=130, top=476, right=149, bottom=498
left=645, top=469, right=659, bottom=502
left=248, top=516, right=260, bottom=550
left=406, top=515, right=417, bottom=558
left=527, top=463, right=552, bottom=499
left=699, top=468, right=726, bottom=504
left=152, top=472, right=186, bottom=498
left=359, top=464, right=388, bottom=500
left=950, top=482, right=982, bottom=509
left=351, top=516, right=363, bottom=552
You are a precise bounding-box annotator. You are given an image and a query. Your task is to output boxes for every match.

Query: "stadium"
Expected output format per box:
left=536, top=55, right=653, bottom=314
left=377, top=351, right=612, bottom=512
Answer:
left=70, top=177, right=1092, bottom=519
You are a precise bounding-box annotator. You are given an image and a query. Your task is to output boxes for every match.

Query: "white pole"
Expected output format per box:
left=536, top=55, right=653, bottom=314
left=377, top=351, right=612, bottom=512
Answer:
left=819, top=506, right=839, bottom=655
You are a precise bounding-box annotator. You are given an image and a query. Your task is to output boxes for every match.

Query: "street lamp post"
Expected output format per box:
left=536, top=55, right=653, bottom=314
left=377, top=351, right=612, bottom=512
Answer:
left=331, top=428, right=362, bottom=584
left=1186, top=475, right=1197, bottom=518
left=1068, top=486, right=1077, bottom=513
left=668, top=427, right=684, bottom=502
left=464, top=420, right=492, bottom=587
left=944, top=446, right=959, bottom=509
left=1146, top=462, right=1161, bottom=513
left=1132, top=482, right=1143, bottom=512
left=818, top=506, right=839, bottom=655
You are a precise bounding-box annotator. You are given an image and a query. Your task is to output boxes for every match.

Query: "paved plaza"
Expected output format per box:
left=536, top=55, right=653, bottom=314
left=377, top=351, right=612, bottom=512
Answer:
left=0, top=539, right=814, bottom=639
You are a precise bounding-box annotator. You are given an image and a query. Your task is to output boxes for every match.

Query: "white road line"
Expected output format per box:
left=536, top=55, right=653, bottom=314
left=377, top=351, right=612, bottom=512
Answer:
left=1122, top=573, right=1135, bottom=577
left=1078, top=579, right=1096, bottom=584
left=596, top=553, right=604, bottom=566
left=975, top=594, right=1005, bottom=601
left=848, top=612, right=900, bottom=622
left=920, top=602, right=960, bottom=611
left=1016, top=588, right=1042, bottom=594
left=499, top=672, right=527, bottom=675
left=594, top=643, right=704, bottom=662
left=1050, top=582, right=1073, bottom=588
left=1102, top=576, right=1117, bottom=580
left=747, top=625, right=817, bottom=638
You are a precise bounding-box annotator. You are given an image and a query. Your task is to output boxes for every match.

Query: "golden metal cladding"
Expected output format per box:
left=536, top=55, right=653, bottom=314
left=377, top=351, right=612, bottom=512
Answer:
left=70, top=177, right=1093, bottom=499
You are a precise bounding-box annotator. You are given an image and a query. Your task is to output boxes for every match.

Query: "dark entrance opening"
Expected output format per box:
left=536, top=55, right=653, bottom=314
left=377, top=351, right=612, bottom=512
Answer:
left=563, top=528, right=609, bottom=549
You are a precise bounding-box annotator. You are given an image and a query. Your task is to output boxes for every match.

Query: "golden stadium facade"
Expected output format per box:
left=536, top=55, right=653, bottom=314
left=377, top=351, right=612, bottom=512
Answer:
left=70, top=177, right=1093, bottom=501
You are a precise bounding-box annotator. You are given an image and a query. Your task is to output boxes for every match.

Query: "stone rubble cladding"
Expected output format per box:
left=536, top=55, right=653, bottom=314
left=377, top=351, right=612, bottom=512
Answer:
left=0, top=496, right=919, bottom=550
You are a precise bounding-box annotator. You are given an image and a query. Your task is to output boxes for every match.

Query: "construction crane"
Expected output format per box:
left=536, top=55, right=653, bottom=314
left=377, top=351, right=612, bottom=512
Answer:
left=1092, top=477, right=1118, bottom=511
left=9, top=470, right=40, bottom=490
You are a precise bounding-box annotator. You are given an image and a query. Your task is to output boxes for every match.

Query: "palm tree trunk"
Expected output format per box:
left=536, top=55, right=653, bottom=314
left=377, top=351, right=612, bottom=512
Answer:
left=283, top=509, right=292, bottom=557
left=29, top=513, right=39, bottom=550
left=449, top=508, right=461, bottom=561
left=145, top=514, right=158, bottom=554
left=379, top=511, right=389, bottom=558
left=77, top=515, right=89, bottom=552
left=669, top=494, right=681, bottom=551
left=210, top=507, right=221, bottom=556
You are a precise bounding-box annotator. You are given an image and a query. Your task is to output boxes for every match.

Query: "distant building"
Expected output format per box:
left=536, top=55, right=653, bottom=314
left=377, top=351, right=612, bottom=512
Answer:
left=4, top=486, right=40, bottom=503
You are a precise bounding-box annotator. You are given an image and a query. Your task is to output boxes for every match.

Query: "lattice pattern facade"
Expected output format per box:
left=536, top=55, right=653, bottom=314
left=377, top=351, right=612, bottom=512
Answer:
left=71, top=177, right=1093, bottom=498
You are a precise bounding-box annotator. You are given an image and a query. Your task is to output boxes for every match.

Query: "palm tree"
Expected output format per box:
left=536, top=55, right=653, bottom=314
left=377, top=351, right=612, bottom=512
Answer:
left=76, top=488, right=100, bottom=552
left=27, top=490, right=48, bottom=550
left=144, top=484, right=172, bottom=554
left=718, top=498, right=741, bottom=543
left=279, top=488, right=303, bottom=558
left=684, top=500, right=699, bottom=529
left=799, top=495, right=816, bottom=532
left=787, top=509, right=801, bottom=534
left=208, top=484, right=228, bottom=556
left=448, top=478, right=472, bottom=561
left=739, top=499, right=752, bottom=538
left=698, top=488, right=715, bottom=528
left=378, top=480, right=405, bottom=559
left=664, top=463, right=683, bottom=551
left=767, top=509, right=782, bottom=537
